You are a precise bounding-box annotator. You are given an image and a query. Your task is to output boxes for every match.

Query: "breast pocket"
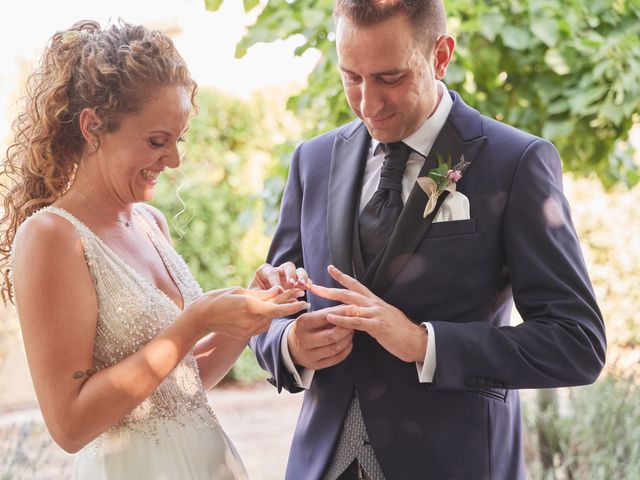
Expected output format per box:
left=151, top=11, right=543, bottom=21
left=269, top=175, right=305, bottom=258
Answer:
left=392, top=218, right=481, bottom=317
left=426, top=218, right=477, bottom=238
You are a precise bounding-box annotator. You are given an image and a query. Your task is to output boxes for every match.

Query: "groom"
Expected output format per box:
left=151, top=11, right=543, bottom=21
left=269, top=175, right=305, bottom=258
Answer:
left=251, top=1, right=606, bottom=479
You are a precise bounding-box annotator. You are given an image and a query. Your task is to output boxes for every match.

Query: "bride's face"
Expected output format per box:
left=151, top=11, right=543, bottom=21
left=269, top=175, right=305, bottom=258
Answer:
left=96, top=85, right=191, bottom=203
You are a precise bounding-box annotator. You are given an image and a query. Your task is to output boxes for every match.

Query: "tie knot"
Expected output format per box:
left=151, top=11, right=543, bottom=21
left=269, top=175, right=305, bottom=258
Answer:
left=379, top=142, right=411, bottom=191
left=383, top=141, right=412, bottom=154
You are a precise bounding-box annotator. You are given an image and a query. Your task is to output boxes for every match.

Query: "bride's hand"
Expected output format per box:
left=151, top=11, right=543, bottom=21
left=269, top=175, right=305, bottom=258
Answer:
left=184, top=286, right=309, bottom=340
left=250, top=262, right=311, bottom=291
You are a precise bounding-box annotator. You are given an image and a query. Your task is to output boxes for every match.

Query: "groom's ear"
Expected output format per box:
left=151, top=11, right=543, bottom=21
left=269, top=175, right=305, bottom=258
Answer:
left=433, top=35, right=455, bottom=80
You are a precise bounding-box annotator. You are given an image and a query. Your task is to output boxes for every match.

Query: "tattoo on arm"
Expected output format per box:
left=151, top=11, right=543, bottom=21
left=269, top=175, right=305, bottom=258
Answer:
left=73, top=369, right=95, bottom=380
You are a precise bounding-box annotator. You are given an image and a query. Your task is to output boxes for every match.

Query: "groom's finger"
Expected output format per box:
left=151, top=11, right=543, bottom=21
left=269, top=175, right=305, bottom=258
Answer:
left=326, top=313, right=372, bottom=332
left=327, top=265, right=373, bottom=297
left=311, top=325, right=354, bottom=348
left=308, top=283, right=367, bottom=307
left=313, top=343, right=353, bottom=370
left=307, top=332, right=354, bottom=365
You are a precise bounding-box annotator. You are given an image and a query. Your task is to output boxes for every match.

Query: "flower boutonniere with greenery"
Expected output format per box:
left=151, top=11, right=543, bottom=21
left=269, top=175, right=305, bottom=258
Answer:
left=416, top=154, right=470, bottom=218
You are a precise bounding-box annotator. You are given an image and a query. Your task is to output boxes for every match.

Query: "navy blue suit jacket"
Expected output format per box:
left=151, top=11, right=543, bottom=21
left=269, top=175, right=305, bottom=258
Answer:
left=251, top=91, right=606, bottom=480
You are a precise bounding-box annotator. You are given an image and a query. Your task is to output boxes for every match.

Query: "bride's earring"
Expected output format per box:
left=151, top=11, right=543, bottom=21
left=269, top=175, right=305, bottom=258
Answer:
left=90, top=122, right=101, bottom=150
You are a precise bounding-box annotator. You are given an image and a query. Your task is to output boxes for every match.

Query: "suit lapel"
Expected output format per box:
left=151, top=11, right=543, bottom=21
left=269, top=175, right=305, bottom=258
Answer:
left=368, top=116, right=487, bottom=296
left=327, top=121, right=370, bottom=277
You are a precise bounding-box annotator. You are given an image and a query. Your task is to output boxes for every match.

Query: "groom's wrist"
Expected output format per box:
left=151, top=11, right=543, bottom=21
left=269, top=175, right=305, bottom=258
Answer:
left=410, top=323, right=429, bottom=363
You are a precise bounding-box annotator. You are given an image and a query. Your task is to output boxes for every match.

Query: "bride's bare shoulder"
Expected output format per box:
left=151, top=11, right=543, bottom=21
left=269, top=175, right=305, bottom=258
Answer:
left=13, top=210, right=86, bottom=265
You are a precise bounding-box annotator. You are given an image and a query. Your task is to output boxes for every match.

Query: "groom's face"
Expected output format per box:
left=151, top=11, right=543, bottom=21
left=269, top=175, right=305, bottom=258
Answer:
left=336, top=13, right=447, bottom=143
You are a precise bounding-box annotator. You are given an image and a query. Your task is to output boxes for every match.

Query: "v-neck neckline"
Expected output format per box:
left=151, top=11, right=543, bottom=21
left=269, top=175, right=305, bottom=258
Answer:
left=46, top=206, right=185, bottom=312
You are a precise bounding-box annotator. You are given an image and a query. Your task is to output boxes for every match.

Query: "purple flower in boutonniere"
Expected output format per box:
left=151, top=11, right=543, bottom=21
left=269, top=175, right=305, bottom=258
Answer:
left=416, top=154, right=470, bottom=218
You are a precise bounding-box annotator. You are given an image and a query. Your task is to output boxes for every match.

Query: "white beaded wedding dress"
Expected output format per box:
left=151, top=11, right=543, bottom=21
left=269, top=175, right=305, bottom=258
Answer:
left=34, top=206, right=248, bottom=480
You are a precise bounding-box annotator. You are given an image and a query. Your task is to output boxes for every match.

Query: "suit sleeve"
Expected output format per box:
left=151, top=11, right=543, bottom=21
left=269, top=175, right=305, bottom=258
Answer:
left=249, top=144, right=306, bottom=394
left=430, top=139, right=606, bottom=390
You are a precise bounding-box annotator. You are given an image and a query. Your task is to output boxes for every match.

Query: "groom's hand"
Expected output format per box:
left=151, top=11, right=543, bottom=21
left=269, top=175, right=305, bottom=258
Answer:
left=309, top=265, right=428, bottom=364
left=288, top=305, right=354, bottom=370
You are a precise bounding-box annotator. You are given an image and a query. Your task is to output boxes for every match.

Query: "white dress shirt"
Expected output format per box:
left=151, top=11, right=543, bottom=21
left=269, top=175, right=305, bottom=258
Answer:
left=281, top=82, right=453, bottom=388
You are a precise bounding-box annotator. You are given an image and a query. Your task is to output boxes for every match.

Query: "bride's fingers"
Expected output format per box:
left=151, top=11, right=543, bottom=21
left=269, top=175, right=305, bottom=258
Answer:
left=250, top=298, right=309, bottom=317
left=254, top=263, right=281, bottom=288
left=278, top=262, right=299, bottom=288
left=277, top=300, right=309, bottom=317
left=269, top=288, right=305, bottom=304
left=295, top=267, right=311, bottom=289
left=245, top=285, right=284, bottom=301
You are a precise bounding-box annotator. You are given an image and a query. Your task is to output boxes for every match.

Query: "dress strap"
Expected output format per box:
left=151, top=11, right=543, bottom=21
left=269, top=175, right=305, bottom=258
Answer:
left=36, top=206, right=94, bottom=237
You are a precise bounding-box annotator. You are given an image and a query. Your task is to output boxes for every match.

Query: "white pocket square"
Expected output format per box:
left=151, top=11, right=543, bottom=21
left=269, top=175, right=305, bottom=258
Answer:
left=433, top=191, right=470, bottom=223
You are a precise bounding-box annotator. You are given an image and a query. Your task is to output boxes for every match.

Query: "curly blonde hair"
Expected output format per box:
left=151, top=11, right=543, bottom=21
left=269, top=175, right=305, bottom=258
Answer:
left=0, top=19, right=197, bottom=303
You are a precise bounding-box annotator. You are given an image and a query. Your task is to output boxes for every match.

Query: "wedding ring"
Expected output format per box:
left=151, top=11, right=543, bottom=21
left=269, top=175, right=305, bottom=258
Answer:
left=355, top=305, right=360, bottom=319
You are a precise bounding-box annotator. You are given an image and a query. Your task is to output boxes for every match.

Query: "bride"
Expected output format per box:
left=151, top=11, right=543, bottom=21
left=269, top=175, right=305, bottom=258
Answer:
left=0, top=20, right=308, bottom=479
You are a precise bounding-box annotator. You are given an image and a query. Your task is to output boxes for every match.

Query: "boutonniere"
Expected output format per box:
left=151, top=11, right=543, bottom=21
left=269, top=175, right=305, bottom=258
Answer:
left=416, top=154, right=470, bottom=218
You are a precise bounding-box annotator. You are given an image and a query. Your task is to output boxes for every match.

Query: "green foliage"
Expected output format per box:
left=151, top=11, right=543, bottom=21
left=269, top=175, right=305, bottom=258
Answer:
left=429, top=153, right=455, bottom=190
left=223, top=347, right=269, bottom=384
left=151, top=88, right=269, bottom=291
left=207, top=0, right=640, bottom=187
left=446, top=0, right=640, bottom=187
left=206, top=0, right=259, bottom=13
left=525, top=375, right=640, bottom=479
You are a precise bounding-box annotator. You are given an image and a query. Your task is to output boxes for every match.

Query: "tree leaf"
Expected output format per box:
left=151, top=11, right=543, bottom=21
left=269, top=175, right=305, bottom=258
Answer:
left=568, top=86, right=608, bottom=114
left=501, top=26, right=533, bottom=51
left=480, top=12, right=505, bottom=42
left=531, top=16, right=559, bottom=47
left=542, top=119, right=574, bottom=141
left=544, top=48, right=570, bottom=75
left=204, top=0, right=224, bottom=12
left=243, top=0, right=260, bottom=11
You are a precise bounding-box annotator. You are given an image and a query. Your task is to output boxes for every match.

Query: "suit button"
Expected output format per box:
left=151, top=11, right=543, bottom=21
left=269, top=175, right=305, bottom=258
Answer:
left=465, top=377, right=477, bottom=387
left=485, top=379, right=495, bottom=387
left=476, top=378, right=486, bottom=387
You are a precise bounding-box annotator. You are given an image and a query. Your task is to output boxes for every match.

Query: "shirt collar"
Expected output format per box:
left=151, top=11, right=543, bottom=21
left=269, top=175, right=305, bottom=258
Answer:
left=371, top=81, right=453, bottom=157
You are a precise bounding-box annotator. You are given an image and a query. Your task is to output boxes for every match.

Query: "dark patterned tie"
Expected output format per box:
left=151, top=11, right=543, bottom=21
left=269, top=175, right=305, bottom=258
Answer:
left=358, top=142, right=412, bottom=270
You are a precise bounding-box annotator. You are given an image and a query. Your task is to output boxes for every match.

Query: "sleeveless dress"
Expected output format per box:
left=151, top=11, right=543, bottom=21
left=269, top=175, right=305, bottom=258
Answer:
left=26, top=206, right=248, bottom=480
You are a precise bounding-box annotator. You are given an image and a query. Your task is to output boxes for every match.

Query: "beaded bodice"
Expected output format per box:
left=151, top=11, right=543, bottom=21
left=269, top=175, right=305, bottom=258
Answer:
left=33, top=206, right=216, bottom=438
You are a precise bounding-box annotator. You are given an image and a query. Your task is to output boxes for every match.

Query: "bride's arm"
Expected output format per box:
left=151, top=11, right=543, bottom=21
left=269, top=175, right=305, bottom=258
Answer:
left=13, top=214, right=203, bottom=453
left=193, top=333, right=248, bottom=390
left=12, top=213, right=306, bottom=453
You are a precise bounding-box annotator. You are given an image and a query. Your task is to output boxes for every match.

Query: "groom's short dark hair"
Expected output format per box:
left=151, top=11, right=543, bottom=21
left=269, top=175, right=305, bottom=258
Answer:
left=333, top=0, right=446, bottom=50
